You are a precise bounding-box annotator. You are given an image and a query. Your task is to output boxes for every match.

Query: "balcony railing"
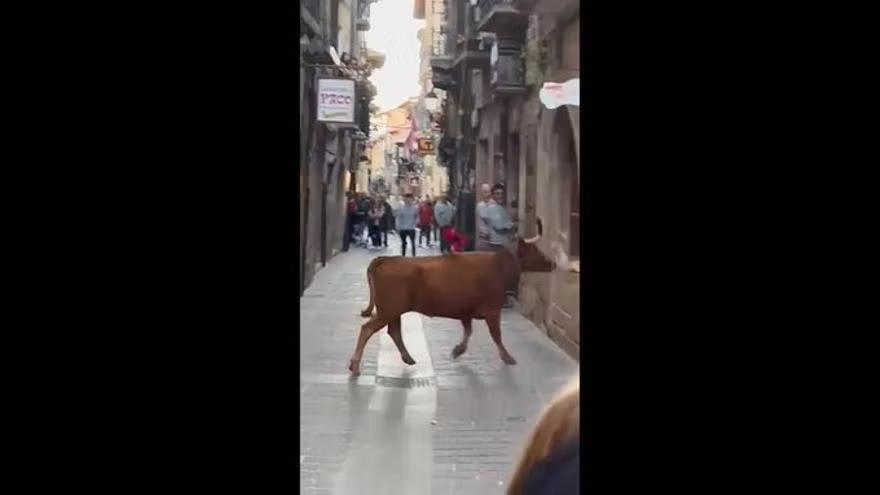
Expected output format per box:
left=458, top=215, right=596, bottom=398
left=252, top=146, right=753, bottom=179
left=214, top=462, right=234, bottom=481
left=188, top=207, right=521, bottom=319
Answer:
left=303, top=0, right=321, bottom=19
left=431, top=55, right=456, bottom=91
left=475, top=0, right=528, bottom=34
left=490, top=38, right=527, bottom=96
left=301, top=0, right=323, bottom=37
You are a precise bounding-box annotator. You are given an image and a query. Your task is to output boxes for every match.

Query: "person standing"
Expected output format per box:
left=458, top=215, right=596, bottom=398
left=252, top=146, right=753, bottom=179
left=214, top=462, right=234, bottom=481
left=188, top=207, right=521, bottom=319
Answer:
left=367, top=198, right=385, bottom=249
left=481, top=184, right=516, bottom=307
left=350, top=193, right=364, bottom=248
left=434, top=194, right=456, bottom=254
left=395, top=193, right=419, bottom=257
left=482, top=184, right=514, bottom=250
left=380, top=195, right=394, bottom=248
left=418, top=195, right=434, bottom=248
left=356, top=193, right=371, bottom=247
left=345, top=192, right=358, bottom=249
left=475, top=183, right=492, bottom=251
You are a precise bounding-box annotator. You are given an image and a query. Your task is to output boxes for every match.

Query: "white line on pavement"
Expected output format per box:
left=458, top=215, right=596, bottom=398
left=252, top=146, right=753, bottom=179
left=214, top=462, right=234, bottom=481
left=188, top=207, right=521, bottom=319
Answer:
left=334, top=313, right=437, bottom=495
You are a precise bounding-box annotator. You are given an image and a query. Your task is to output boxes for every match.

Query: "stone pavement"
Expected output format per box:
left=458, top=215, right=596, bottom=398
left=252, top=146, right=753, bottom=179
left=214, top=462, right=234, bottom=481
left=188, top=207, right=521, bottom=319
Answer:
left=299, top=233, right=578, bottom=495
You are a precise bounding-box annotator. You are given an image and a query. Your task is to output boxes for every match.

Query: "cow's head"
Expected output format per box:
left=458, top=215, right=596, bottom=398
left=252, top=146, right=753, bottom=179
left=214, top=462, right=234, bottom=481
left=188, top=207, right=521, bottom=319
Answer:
left=515, top=218, right=555, bottom=272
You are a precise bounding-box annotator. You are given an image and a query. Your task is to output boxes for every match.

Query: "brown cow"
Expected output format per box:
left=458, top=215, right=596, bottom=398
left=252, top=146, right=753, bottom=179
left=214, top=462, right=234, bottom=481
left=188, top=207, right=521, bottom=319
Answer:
left=348, top=220, right=555, bottom=375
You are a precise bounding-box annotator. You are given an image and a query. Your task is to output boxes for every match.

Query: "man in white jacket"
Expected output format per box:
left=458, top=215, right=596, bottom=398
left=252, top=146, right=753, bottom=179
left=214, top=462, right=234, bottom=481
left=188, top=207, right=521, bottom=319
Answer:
left=476, top=184, right=492, bottom=251
left=480, top=183, right=516, bottom=307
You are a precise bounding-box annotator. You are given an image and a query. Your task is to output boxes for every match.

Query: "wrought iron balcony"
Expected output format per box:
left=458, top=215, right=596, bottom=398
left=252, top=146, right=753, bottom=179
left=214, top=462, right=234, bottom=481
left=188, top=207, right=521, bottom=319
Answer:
left=490, top=37, right=527, bottom=96
left=431, top=55, right=457, bottom=91
left=452, top=37, right=488, bottom=70
left=475, top=0, right=528, bottom=35
left=301, top=0, right=322, bottom=37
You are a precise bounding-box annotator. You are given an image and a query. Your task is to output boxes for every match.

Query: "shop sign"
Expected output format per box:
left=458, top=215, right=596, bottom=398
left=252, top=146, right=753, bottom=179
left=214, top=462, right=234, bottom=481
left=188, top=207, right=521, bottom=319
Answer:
left=417, top=137, right=435, bottom=155
left=317, top=78, right=355, bottom=123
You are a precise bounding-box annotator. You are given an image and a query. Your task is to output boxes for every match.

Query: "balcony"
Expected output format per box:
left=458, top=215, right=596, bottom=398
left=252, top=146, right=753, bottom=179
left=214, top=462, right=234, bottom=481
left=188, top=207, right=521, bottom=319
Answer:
left=437, top=136, right=456, bottom=164
left=366, top=49, right=385, bottom=70
left=301, top=0, right=322, bottom=37
left=490, top=38, right=527, bottom=97
left=431, top=55, right=456, bottom=91
left=475, top=0, right=528, bottom=35
left=356, top=18, right=370, bottom=31
left=452, top=37, right=488, bottom=70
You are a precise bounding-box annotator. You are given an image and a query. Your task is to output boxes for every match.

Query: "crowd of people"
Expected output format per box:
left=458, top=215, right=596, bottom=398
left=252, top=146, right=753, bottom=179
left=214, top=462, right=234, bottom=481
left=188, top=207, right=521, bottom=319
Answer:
left=345, top=191, right=464, bottom=256
left=346, top=181, right=518, bottom=256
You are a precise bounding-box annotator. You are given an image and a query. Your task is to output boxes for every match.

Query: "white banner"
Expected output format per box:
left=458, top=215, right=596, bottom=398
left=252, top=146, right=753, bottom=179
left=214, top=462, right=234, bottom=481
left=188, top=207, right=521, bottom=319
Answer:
left=539, top=78, right=579, bottom=109
left=317, top=79, right=355, bottom=123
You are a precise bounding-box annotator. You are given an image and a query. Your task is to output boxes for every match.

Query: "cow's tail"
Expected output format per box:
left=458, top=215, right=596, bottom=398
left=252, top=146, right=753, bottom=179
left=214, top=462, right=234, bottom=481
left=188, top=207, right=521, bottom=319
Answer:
left=360, top=257, right=383, bottom=317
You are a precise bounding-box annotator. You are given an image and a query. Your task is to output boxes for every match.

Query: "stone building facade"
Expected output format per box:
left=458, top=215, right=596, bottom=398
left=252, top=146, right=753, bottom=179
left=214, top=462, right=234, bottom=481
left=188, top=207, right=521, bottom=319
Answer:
left=431, top=0, right=581, bottom=359
left=298, top=0, right=381, bottom=294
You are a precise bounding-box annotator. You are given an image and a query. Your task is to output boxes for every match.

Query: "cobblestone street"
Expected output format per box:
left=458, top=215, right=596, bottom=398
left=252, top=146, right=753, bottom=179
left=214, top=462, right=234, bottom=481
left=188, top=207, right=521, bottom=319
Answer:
left=299, top=234, right=578, bottom=495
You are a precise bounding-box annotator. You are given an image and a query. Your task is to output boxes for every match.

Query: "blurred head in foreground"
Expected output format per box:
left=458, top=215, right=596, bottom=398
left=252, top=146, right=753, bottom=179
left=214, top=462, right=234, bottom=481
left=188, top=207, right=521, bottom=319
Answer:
left=507, top=375, right=580, bottom=495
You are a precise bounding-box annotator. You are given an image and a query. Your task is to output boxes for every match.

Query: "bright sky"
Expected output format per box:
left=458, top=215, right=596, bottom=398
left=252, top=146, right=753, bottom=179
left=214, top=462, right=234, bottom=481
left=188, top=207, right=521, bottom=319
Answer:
left=366, top=0, right=424, bottom=112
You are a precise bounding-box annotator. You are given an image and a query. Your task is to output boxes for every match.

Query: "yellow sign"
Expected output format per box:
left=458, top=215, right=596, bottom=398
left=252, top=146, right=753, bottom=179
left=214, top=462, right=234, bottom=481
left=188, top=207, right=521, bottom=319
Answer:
left=417, top=137, right=434, bottom=155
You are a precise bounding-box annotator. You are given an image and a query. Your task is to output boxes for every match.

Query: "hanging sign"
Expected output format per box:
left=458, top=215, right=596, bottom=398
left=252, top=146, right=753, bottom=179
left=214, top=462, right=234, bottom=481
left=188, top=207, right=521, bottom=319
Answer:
left=317, top=78, right=355, bottom=123
left=417, top=137, right=435, bottom=155
left=539, top=78, right=580, bottom=109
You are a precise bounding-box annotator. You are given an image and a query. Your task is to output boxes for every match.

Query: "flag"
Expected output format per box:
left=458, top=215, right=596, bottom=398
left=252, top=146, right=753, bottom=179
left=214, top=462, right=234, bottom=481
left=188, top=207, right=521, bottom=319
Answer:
left=404, top=114, right=419, bottom=151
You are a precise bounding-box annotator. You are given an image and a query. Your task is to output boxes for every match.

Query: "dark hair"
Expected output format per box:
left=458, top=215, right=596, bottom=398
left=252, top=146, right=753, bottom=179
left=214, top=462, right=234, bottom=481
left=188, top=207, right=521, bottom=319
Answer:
left=492, top=183, right=505, bottom=193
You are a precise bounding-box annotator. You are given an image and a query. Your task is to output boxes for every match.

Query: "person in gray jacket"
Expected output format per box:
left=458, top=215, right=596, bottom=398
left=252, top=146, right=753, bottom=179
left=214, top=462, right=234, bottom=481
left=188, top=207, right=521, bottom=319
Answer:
left=475, top=183, right=492, bottom=250
left=481, top=183, right=515, bottom=249
left=395, top=193, right=419, bottom=256
left=433, top=194, right=457, bottom=253
left=480, top=183, right=516, bottom=307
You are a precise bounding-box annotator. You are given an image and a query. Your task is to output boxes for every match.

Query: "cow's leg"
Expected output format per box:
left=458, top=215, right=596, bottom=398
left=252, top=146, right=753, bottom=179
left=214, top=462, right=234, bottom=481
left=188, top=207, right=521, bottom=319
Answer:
left=486, top=311, right=517, bottom=365
left=360, top=267, right=375, bottom=317
left=387, top=316, right=416, bottom=365
left=348, top=316, right=390, bottom=375
left=451, top=318, right=473, bottom=359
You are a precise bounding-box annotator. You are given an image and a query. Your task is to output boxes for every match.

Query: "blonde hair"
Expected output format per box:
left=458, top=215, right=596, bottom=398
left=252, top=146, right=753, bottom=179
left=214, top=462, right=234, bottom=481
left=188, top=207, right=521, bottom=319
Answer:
left=507, top=375, right=580, bottom=495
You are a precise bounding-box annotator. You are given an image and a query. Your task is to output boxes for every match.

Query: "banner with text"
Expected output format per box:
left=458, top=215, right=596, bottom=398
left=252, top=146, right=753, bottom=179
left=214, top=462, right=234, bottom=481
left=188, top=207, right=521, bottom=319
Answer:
left=317, top=78, right=355, bottom=123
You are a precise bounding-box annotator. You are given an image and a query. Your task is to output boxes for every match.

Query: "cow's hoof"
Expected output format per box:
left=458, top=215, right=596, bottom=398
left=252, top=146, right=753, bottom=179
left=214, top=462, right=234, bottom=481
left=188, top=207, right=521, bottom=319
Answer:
left=348, top=360, right=361, bottom=375
left=360, top=309, right=372, bottom=317
left=402, top=355, right=416, bottom=365
left=501, top=355, right=518, bottom=365
left=451, top=345, right=466, bottom=359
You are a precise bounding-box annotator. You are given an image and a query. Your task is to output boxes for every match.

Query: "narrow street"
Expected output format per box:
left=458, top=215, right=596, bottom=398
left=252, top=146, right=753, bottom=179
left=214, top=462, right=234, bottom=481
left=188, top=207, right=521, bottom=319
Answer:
left=299, top=234, right=578, bottom=495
